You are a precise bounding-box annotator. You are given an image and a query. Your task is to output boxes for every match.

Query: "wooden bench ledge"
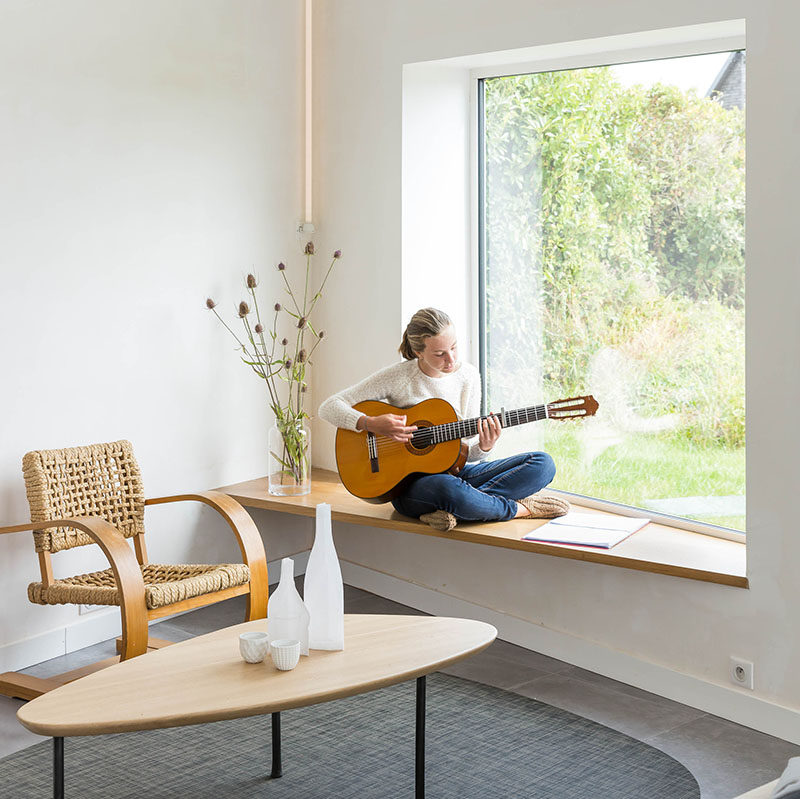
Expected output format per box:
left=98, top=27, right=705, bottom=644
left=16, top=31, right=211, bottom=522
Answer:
left=218, top=469, right=747, bottom=588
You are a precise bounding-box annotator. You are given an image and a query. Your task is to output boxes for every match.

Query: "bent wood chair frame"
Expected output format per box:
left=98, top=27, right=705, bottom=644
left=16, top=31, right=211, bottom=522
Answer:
left=0, top=491, right=268, bottom=701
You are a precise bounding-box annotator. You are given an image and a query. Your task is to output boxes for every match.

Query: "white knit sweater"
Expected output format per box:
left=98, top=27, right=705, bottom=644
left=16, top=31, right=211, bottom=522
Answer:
left=317, top=359, right=489, bottom=462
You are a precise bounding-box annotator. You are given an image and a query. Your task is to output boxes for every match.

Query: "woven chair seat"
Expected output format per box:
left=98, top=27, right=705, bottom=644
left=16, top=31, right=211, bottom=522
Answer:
left=28, top=563, right=251, bottom=611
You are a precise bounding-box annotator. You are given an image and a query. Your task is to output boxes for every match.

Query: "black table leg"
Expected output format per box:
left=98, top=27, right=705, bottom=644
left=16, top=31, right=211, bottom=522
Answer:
left=270, top=711, right=282, bottom=778
left=53, top=737, right=64, bottom=799
left=416, top=676, right=426, bottom=799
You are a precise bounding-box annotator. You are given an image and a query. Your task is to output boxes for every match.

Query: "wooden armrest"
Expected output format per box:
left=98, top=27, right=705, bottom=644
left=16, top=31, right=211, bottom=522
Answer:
left=0, top=522, right=49, bottom=535
left=0, top=516, right=147, bottom=660
left=145, top=492, right=268, bottom=619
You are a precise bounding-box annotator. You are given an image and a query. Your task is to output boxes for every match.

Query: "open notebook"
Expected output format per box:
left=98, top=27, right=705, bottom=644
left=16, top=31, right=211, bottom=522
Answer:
left=522, top=511, right=650, bottom=549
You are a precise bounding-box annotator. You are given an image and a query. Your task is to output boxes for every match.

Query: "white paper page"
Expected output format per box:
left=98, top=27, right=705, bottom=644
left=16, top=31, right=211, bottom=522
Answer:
left=522, top=513, right=650, bottom=548
left=548, top=511, right=649, bottom=533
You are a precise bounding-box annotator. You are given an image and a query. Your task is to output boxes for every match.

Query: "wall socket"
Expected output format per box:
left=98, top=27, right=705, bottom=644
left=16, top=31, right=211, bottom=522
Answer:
left=78, top=604, right=103, bottom=615
left=729, top=656, right=754, bottom=690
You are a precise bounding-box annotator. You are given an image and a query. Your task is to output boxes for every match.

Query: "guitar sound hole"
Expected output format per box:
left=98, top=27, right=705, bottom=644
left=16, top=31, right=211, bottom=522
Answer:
left=407, top=421, right=435, bottom=455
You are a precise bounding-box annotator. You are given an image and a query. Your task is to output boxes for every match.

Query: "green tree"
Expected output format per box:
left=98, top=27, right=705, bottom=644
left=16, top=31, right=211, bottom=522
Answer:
left=484, top=65, right=745, bottom=447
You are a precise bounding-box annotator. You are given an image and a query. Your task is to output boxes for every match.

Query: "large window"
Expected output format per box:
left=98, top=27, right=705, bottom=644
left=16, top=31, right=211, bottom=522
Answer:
left=479, top=51, right=745, bottom=532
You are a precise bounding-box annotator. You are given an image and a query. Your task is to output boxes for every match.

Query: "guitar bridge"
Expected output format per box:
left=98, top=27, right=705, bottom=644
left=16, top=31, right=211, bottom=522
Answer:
left=367, top=432, right=379, bottom=473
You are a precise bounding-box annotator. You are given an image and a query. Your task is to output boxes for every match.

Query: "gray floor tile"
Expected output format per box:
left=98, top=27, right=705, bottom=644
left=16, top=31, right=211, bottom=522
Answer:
left=148, top=620, right=195, bottom=643
left=342, top=585, right=373, bottom=603
left=439, top=648, right=553, bottom=689
left=560, top=663, right=708, bottom=719
left=484, top=638, right=573, bottom=676
left=648, top=714, right=800, bottom=799
left=162, top=595, right=249, bottom=635
left=513, top=671, right=706, bottom=741
left=345, top=592, right=426, bottom=616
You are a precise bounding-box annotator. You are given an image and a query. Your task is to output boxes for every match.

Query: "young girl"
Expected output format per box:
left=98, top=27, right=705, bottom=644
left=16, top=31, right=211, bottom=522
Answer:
left=318, top=308, right=568, bottom=530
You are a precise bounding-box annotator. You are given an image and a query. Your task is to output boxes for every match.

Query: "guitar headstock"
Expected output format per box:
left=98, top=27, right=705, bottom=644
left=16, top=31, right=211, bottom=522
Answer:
left=547, top=395, right=599, bottom=420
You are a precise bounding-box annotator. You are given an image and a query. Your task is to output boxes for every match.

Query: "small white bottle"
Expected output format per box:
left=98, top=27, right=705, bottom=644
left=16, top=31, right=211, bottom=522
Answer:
left=267, top=557, right=310, bottom=656
left=304, top=503, right=344, bottom=650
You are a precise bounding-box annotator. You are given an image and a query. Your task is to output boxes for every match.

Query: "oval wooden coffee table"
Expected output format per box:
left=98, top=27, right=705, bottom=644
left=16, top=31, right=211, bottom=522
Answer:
left=18, top=613, right=497, bottom=798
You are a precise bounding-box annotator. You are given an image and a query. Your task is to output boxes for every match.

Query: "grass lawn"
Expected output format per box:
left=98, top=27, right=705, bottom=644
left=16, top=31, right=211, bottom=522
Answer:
left=543, top=428, right=746, bottom=532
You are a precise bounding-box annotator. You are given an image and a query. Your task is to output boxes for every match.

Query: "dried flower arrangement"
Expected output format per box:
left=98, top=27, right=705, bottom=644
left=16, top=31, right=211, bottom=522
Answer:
left=207, top=243, right=341, bottom=490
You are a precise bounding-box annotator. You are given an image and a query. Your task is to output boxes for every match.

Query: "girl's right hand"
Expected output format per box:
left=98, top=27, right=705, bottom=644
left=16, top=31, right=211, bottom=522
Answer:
left=359, top=413, right=418, bottom=442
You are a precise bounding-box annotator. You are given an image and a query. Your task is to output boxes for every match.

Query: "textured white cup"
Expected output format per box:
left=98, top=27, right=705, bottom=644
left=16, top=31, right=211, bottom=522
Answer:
left=270, top=639, right=301, bottom=670
left=239, top=631, right=269, bottom=663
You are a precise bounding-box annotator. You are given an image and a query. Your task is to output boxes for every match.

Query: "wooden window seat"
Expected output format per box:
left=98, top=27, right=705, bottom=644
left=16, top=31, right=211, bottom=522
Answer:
left=218, top=469, right=747, bottom=588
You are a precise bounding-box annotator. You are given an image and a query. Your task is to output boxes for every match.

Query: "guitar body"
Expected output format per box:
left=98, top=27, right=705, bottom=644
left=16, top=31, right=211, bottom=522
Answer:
left=335, top=398, right=465, bottom=503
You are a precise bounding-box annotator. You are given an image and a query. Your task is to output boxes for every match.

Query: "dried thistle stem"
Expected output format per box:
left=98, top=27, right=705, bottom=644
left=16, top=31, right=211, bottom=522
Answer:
left=207, top=246, right=340, bottom=485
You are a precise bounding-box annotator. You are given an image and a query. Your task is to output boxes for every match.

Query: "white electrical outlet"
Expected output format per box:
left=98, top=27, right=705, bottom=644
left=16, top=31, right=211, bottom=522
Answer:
left=78, top=604, right=102, bottom=615
left=729, top=656, right=754, bottom=690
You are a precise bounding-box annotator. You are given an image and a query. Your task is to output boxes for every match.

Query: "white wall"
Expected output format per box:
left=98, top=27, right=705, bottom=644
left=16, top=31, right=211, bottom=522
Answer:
left=0, top=0, right=312, bottom=661
left=1, top=0, right=798, bottom=742
left=312, top=0, right=800, bottom=737
left=402, top=65, right=473, bottom=355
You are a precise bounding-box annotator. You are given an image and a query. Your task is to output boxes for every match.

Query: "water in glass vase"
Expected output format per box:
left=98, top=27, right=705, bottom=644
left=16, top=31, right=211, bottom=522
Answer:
left=268, top=420, right=311, bottom=496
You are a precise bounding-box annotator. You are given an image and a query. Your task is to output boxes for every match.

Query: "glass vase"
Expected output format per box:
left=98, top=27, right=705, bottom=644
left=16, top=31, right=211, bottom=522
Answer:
left=268, top=418, right=311, bottom=496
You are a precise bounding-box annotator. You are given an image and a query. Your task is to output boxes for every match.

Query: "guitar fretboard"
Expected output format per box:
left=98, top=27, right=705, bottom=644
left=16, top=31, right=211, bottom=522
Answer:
left=410, top=403, right=549, bottom=446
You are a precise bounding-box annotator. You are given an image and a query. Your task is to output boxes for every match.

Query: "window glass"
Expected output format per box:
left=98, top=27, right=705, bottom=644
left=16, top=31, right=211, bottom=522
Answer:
left=481, top=51, right=745, bottom=531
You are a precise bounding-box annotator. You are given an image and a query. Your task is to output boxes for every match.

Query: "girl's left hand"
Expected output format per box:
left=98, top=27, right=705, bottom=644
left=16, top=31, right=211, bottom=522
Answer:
left=478, top=413, right=502, bottom=452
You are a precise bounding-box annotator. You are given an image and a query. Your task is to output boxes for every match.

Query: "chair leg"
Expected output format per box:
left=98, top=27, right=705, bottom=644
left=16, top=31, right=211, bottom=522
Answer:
left=245, top=584, right=268, bottom=622
left=115, top=636, right=174, bottom=655
left=118, top=601, right=148, bottom=661
left=0, top=672, right=60, bottom=701
left=0, top=655, right=123, bottom=701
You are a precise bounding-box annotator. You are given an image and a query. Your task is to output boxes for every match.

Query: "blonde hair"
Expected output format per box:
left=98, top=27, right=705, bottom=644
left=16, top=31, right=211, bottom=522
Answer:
left=398, top=308, right=453, bottom=360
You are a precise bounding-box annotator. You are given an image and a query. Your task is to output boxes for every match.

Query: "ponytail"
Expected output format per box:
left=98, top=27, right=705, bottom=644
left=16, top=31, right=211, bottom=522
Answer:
left=399, top=331, right=416, bottom=360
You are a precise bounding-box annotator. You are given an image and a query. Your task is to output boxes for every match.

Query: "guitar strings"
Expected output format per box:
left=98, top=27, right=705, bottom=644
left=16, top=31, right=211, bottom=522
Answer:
left=370, top=426, right=479, bottom=454
left=372, top=411, right=548, bottom=448
left=370, top=433, right=446, bottom=453
left=370, top=418, right=513, bottom=452
left=355, top=400, right=590, bottom=458
left=374, top=426, right=474, bottom=447
left=368, top=410, right=553, bottom=454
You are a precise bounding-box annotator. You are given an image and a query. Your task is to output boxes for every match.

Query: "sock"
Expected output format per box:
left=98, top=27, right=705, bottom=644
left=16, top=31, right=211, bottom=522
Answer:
left=518, top=493, right=570, bottom=519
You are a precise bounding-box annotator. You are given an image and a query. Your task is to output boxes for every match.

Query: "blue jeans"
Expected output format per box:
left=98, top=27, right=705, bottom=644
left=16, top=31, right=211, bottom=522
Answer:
left=391, top=452, right=556, bottom=522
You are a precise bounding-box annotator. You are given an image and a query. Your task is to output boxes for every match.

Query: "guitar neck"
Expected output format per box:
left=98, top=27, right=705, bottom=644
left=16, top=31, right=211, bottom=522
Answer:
left=415, top=403, right=549, bottom=445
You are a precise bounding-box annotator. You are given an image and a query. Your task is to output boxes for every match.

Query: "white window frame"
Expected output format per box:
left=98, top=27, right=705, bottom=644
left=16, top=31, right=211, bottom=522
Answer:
left=469, top=22, right=746, bottom=543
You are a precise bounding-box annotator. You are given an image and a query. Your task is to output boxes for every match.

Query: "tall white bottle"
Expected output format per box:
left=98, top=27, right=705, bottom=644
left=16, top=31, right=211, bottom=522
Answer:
left=304, top=503, right=344, bottom=650
left=267, top=557, right=310, bottom=655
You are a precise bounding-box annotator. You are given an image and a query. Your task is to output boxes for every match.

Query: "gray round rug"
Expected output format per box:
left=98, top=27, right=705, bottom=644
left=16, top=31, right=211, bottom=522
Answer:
left=0, top=672, right=699, bottom=798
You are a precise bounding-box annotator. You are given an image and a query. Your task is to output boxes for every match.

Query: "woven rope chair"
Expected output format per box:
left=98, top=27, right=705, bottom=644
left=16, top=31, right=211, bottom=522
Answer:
left=0, top=440, right=268, bottom=701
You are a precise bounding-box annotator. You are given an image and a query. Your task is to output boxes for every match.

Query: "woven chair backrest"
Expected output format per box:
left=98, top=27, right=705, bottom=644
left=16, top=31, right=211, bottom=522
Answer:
left=22, top=440, right=146, bottom=553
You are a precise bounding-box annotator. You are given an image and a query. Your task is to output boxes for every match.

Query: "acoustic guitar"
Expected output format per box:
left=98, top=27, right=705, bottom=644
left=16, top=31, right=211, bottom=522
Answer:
left=335, top=395, right=598, bottom=503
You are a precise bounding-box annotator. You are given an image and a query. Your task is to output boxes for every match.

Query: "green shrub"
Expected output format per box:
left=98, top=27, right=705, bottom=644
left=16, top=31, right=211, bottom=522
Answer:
left=484, top=65, right=745, bottom=449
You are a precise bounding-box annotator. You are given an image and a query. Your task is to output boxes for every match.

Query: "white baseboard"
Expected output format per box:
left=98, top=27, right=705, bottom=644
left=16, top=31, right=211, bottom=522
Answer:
left=0, top=627, right=67, bottom=674
left=0, top=610, right=120, bottom=673
left=340, top=559, right=800, bottom=746
left=0, top=551, right=309, bottom=673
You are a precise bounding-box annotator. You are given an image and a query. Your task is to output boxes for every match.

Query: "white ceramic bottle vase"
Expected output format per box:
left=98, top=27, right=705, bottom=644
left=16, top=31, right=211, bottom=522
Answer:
left=304, top=503, right=344, bottom=650
left=267, top=557, right=310, bottom=656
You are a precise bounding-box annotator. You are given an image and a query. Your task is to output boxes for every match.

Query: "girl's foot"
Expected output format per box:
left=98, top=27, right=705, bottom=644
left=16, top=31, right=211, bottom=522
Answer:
left=419, top=509, right=458, bottom=531
left=517, top=493, right=570, bottom=519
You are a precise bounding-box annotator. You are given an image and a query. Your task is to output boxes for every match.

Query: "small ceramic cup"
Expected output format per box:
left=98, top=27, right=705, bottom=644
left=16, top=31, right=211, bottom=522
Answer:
left=270, top=639, right=301, bottom=671
left=239, top=631, right=270, bottom=663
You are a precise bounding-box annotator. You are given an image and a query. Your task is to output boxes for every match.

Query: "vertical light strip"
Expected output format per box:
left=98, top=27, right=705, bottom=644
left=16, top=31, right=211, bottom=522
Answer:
left=304, top=0, right=313, bottom=225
